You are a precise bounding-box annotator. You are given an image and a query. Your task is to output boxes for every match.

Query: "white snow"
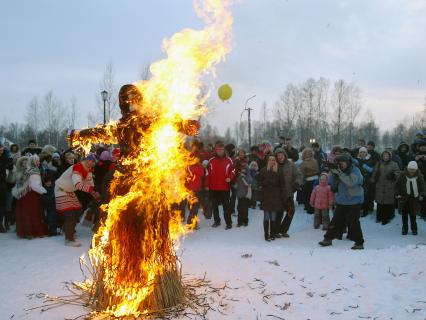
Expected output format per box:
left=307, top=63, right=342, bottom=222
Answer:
left=1, top=205, right=426, bottom=319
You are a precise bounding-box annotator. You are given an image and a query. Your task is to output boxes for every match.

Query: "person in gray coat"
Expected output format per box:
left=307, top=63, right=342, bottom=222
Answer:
left=235, top=164, right=252, bottom=227
left=371, top=150, right=400, bottom=225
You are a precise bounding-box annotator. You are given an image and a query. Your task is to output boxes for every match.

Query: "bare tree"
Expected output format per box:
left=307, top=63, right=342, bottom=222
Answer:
left=42, top=90, right=65, bottom=146
left=67, top=96, right=78, bottom=130
left=331, top=79, right=350, bottom=145
left=274, top=84, right=300, bottom=139
left=25, top=97, right=40, bottom=144
left=96, top=62, right=119, bottom=123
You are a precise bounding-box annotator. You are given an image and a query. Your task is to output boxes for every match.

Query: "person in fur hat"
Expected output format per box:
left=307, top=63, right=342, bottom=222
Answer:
left=299, top=148, right=319, bottom=214
left=319, top=154, right=365, bottom=250
left=395, top=161, right=425, bottom=235
left=310, top=172, right=334, bottom=230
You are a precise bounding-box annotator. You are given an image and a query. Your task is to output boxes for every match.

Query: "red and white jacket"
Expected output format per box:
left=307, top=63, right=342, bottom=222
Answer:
left=55, top=163, right=94, bottom=213
left=205, top=156, right=235, bottom=191
left=185, top=163, right=205, bottom=192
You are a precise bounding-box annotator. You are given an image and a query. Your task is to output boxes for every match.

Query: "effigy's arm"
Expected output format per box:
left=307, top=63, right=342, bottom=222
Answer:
left=177, top=119, right=200, bottom=137
left=68, top=123, right=118, bottom=153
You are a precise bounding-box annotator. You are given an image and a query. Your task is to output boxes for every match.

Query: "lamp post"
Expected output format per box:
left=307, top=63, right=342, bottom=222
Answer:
left=101, top=90, right=108, bottom=125
left=309, top=138, right=316, bottom=145
left=242, top=94, right=256, bottom=147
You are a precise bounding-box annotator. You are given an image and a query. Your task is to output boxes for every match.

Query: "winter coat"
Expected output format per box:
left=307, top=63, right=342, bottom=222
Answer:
left=94, top=160, right=115, bottom=191
left=314, top=149, right=328, bottom=171
left=205, top=156, right=235, bottom=191
left=368, top=150, right=381, bottom=166
left=310, top=181, right=335, bottom=210
left=329, top=165, right=364, bottom=205
left=372, top=156, right=400, bottom=205
left=415, top=151, right=426, bottom=178
left=300, top=158, right=319, bottom=180
left=395, top=170, right=426, bottom=213
left=284, top=146, right=299, bottom=162
left=278, top=159, right=302, bottom=198
left=235, top=173, right=252, bottom=199
left=185, top=163, right=205, bottom=192
left=395, top=170, right=426, bottom=207
left=257, top=168, right=283, bottom=212
left=396, top=142, right=414, bottom=169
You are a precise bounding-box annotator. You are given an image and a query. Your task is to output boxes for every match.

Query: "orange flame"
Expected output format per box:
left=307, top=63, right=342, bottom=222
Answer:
left=79, top=0, right=234, bottom=317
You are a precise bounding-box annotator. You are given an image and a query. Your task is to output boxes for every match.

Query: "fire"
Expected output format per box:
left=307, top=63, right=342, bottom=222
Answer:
left=73, top=0, right=234, bottom=317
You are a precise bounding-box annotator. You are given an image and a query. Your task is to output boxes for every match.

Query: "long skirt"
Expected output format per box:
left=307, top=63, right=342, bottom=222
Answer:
left=15, top=191, right=48, bottom=239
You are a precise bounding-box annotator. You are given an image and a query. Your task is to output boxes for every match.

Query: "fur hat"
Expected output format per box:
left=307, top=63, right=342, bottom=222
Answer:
left=407, top=161, right=418, bottom=170
left=358, top=147, right=368, bottom=154
left=274, top=147, right=288, bottom=158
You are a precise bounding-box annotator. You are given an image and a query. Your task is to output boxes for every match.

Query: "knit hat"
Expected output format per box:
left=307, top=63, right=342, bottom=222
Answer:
left=320, top=172, right=328, bottom=180
left=52, top=152, right=61, bottom=159
left=100, top=150, right=112, bottom=161
left=358, top=147, right=368, bottom=154
left=84, top=154, right=97, bottom=162
left=335, top=154, right=351, bottom=164
left=407, top=161, right=418, bottom=170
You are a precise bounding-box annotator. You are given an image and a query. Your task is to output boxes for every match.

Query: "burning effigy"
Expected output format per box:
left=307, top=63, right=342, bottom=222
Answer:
left=63, top=0, right=234, bottom=318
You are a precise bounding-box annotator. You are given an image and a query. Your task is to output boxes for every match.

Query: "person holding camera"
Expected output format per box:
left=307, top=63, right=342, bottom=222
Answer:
left=318, top=154, right=365, bottom=250
left=371, top=151, right=400, bottom=225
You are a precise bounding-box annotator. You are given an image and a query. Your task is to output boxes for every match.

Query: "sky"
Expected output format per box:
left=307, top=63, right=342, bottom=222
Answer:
left=1, top=0, right=425, bottom=133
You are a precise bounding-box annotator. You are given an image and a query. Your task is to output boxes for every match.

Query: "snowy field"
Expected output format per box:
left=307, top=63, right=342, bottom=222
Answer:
left=1, top=205, right=426, bottom=320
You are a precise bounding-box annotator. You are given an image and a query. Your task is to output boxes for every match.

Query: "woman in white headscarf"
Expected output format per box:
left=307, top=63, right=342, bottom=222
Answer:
left=12, top=155, right=48, bottom=239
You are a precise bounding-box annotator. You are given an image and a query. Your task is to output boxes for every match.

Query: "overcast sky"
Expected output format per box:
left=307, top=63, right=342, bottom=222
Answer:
left=1, top=0, right=425, bottom=133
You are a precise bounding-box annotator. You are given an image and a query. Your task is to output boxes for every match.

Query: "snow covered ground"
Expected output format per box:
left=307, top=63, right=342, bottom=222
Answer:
left=1, top=205, right=426, bottom=320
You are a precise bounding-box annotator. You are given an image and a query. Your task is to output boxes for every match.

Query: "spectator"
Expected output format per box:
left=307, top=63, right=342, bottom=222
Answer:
left=57, top=149, right=76, bottom=177
left=12, top=155, right=48, bottom=239
left=284, top=138, right=299, bottom=162
left=0, top=143, right=13, bottom=232
left=275, top=148, right=302, bottom=238
left=299, top=148, right=319, bottom=214
left=311, top=142, right=327, bottom=171
left=205, top=141, right=235, bottom=229
left=249, top=145, right=266, bottom=170
left=235, top=163, right=252, bottom=227
left=55, top=154, right=99, bottom=246
left=10, top=144, right=20, bottom=164
left=385, top=146, right=403, bottom=170
left=319, top=154, right=365, bottom=250
left=395, top=161, right=425, bottom=235
left=21, top=139, right=42, bottom=156
left=356, top=147, right=375, bottom=216
left=414, top=141, right=426, bottom=220
left=41, top=170, right=59, bottom=236
left=366, top=141, right=380, bottom=166
left=310, top=172, right=334, bottom=230
left=395, top=142, right=414, bottom=169
left=248, top=161, right=259, bottom=209
left=258, top=154, right=283, bottom=241
left=273, top=136, right=286, bottom=152
left=183, top=155, right=205, bottom=229
left=94, top=150, right=114, bottom=191
left=372, top=151, right=400, bottom=225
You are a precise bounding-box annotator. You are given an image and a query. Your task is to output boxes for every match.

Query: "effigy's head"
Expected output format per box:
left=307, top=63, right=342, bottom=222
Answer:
left=119, top=84, right=143, bottom=116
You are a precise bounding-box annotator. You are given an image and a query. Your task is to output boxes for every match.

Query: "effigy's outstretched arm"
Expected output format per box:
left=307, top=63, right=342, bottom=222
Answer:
left=68, top=123, right=119, bottom=153
left=177, top=119, right=200, bottom=137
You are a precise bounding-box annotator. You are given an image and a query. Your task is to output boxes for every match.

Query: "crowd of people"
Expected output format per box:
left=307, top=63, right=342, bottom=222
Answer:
left=1, top=130, right=426, bottom=250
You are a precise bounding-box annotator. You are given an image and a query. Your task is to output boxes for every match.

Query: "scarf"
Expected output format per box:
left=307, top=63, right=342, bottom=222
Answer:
left=406, top=176, right=419, bottom=198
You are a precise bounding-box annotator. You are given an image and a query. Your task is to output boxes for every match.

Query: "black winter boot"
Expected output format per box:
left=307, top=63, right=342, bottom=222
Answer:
left=263, top=221, right=270, bottom=242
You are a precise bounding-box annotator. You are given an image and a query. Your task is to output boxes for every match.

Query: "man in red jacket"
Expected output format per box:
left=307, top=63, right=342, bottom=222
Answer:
left=206, top=141, right=235, bottom=229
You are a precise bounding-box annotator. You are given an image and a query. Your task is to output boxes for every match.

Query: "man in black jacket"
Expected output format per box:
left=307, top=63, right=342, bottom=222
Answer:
left=284, top=138, right=299, bottom=162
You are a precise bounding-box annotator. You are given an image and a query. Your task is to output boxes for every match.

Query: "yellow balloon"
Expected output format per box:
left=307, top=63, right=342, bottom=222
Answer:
left=218, top=84, right=232, bottom=101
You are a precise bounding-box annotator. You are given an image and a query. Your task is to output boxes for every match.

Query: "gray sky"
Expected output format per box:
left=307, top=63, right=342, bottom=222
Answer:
left=1, top=0, right=425, bottom=133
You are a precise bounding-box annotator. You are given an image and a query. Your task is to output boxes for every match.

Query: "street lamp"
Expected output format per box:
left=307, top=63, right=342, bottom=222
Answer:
left=309, top=138, right=316, bottom=144
left=101, top=90, right=108, bottom=125
left=241, top=94, right=256, bottom=147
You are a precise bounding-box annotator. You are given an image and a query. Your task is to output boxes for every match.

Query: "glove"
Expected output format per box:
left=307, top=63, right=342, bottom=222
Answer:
left=330, top=168, right=340, bottom=175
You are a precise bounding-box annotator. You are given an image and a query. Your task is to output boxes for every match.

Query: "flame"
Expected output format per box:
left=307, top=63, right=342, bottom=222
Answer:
left=75, top=0, right=234, bottom=317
